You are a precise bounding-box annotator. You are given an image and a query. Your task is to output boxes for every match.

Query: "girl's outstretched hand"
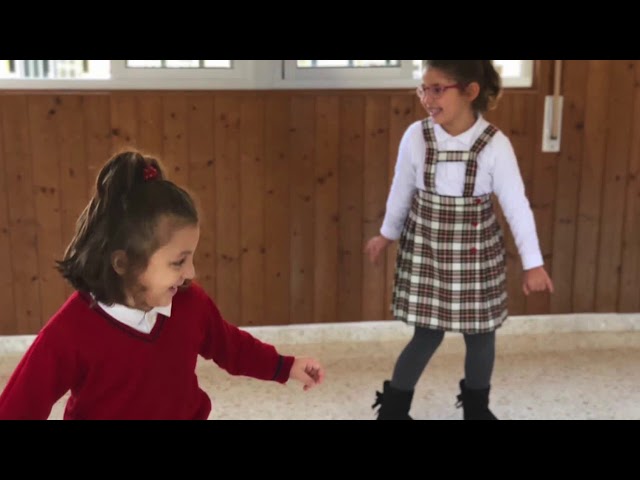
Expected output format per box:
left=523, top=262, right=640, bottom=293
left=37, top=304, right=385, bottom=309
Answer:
left=290, top=357, right=325, bottom=391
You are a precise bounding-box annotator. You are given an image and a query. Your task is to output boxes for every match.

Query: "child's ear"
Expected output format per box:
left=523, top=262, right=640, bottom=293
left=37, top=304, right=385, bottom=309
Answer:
left=465, top=82, right=481, bottom=103
left=111, top=250, right=128, bottom=275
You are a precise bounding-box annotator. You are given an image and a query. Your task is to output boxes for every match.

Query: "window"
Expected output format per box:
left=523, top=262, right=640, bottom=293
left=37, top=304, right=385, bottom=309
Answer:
left=125, top=60, right=232, bottom=69
left=492, top=60, right=534, bottom=87
left=280, top=60, right=416, bottom=88
left=411, top=60, right=533, bottom=87
left=0, top=60, right=253, bottom=89
left=296, top=60, right=401, bottom=68
left=0, top=60, right=534, bottom=90
left=282, top=60, right=533, bottom=88
left=0, top=60, right=109, bottom=79
left=0, top=60, right=234, bottom=79
left=109, top=60, right=248, bottom=85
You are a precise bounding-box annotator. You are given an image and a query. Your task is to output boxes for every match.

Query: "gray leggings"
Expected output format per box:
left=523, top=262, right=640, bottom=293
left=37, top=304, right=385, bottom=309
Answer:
left=390, top=327, right=496, bottom=392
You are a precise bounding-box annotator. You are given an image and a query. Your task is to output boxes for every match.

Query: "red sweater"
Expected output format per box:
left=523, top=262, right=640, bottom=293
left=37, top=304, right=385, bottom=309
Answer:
left=0, top=283, right=294, bottom=420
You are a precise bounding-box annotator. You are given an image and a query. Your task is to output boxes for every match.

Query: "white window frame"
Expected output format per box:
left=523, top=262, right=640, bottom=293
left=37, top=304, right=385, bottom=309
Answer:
left=0, top=60, right=535, bottom=90
left=0, top=60, right=258, bottom=90
left=273, top=60, right=417, bottom=89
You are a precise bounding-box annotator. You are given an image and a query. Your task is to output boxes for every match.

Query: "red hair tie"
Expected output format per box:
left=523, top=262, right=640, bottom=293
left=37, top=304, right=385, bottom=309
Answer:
left=143, top=165, right=159, bottom=182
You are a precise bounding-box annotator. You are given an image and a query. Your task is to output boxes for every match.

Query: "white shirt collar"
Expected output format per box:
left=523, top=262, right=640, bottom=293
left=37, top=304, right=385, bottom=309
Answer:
left=96, top=298, right=172, bottom=334
left=433, top=114, right=488, bottom=148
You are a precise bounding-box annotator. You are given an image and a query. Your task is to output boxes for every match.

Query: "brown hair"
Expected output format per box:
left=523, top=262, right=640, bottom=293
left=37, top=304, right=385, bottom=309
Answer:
left=424, top=60, right=503, bottom=113
left=56, top=151, right=199, bottom=305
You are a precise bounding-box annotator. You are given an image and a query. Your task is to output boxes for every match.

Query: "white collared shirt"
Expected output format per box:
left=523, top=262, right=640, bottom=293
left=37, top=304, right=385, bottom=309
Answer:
left=380, top=116, right=544, bottom=270
left=97, top=300, right=172, bottom=334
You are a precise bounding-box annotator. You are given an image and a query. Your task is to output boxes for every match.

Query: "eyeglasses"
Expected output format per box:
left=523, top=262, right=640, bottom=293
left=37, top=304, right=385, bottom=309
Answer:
left=416, top=83, right=462, bottom=100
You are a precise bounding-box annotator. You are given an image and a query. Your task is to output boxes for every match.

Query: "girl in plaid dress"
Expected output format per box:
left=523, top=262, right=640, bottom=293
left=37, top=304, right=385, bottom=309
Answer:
left=365, top=60, right=554, bottom=420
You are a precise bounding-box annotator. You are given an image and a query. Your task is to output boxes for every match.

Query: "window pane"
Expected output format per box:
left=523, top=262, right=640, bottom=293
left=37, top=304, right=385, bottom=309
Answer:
left=165, top=60, right=201, bottom=68
left=127, top=60, right=162, bottom=68
left=203, top=60, right=232, bottom=68
left=126, top=60, right=232, bottom=69
left=297, top=60, right=400, bottom=68
left=412, top=60, right=532, bottom=86
left=492, top=60, right=522, bottom=78
left=0, top=60, right=12, bottom=76
left=0, top=60, right=109, bottom=79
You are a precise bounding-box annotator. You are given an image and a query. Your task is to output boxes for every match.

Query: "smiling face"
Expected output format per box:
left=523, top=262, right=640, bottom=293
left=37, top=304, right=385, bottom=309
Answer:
left=135, top=221, right=200, bottom=309
left=419, top=66, right=480, bottom=136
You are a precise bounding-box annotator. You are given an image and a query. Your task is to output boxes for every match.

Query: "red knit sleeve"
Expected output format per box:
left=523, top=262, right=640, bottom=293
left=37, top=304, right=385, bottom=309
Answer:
left=0, top=322, right=77, bottom=420
left=195, top=287, right=294, bottom=384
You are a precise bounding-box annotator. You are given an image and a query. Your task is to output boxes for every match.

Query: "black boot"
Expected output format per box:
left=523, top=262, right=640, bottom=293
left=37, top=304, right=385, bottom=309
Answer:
left=456, top=379, right=498, bottom=420
left=372, top=380, right=414, bottom=420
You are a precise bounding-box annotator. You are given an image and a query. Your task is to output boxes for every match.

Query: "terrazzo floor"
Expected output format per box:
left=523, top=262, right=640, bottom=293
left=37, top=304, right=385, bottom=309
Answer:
left=1, top=330, right=638, bottom=420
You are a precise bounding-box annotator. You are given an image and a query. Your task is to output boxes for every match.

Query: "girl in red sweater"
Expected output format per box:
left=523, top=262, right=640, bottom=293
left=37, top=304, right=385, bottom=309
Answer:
left=0, top=151, right=324, bottom=420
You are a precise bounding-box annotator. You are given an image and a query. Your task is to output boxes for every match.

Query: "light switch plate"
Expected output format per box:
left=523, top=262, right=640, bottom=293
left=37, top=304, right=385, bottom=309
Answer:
left=542, top=95, right=563, bottom=153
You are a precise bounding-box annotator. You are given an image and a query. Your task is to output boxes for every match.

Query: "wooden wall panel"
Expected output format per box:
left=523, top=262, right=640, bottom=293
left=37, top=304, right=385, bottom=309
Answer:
left=2, top=61, right=639, bottom=334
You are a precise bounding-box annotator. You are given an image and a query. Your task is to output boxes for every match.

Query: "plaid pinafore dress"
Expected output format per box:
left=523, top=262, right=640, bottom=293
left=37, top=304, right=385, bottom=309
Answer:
left=391, top=118, right=508, bottom=334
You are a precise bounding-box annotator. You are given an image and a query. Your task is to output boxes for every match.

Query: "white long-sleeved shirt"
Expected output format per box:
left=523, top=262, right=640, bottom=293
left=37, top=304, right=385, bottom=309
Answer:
left=380, top=116, right=543, bottom=271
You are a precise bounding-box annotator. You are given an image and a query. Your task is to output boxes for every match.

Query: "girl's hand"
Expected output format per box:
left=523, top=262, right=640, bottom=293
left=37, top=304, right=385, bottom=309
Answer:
left=290, top=357, right=325, bottom=391
left=364, top=235, right=393, bottom=265
left=523, top=266, right=554, bottom=295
